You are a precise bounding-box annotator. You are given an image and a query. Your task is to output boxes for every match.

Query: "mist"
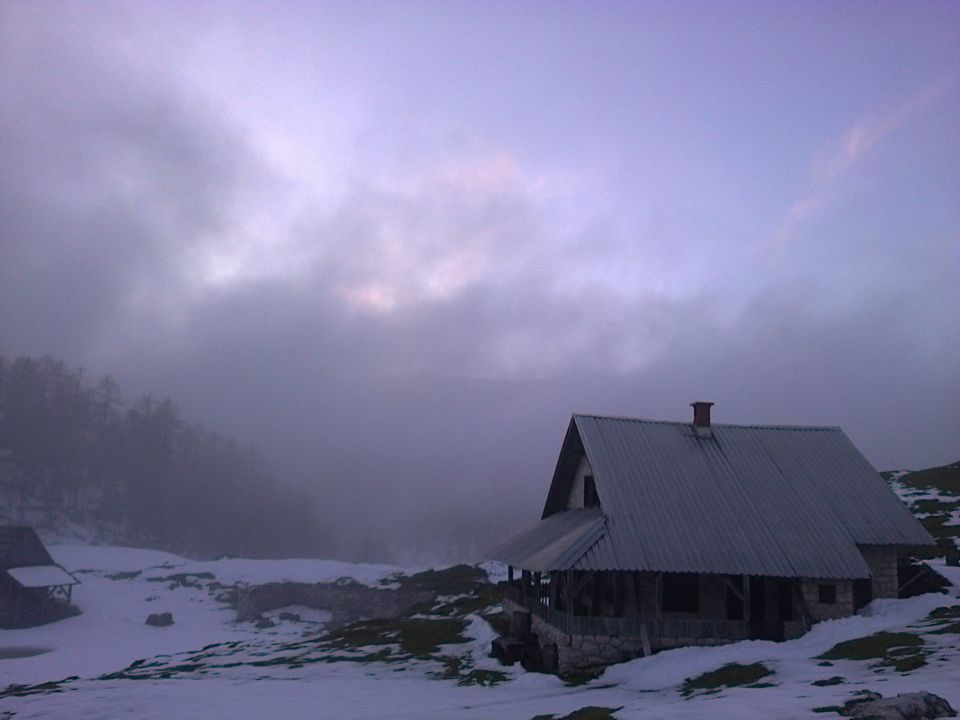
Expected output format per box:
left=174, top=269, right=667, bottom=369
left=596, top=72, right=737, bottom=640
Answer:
left=1, top=1, right=957, bottom=563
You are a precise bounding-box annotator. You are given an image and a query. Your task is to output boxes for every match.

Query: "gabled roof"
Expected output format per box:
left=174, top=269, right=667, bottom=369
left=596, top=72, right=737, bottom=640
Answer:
left=490, top=414, right=934, bottom=579
left=0, top=526, right=55, bottom=570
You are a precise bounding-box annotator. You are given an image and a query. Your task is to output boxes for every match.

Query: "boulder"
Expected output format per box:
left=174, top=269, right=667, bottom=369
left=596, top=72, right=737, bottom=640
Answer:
left=145, top=612, right=174, bottom=627
left=847, top=691, right=956, bottom=720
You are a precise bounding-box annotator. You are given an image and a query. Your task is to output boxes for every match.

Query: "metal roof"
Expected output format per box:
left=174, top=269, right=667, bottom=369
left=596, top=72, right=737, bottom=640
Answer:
left=489, top=414, right=934, bottom=579
left=487, top=508, right=605, bottom=573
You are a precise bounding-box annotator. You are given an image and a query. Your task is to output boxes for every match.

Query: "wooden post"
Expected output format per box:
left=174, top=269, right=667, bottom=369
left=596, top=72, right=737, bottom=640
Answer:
left=743, top=575, right=751, bottom=623
left=566, top=570, right=575, bottom=615
left=508, top=565, right=514, bottom=583
left=655, top=572, right=663, bottom=621
left=613, top=572, right=623, bottom=617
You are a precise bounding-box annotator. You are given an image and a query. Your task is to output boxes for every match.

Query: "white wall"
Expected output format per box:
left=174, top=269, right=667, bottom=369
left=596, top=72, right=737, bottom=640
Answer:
left=567, top=456, right=593, bottom=509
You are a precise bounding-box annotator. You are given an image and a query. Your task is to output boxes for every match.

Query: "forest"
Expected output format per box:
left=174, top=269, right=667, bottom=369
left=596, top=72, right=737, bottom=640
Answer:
left=0, top=354, right=326, bottom=558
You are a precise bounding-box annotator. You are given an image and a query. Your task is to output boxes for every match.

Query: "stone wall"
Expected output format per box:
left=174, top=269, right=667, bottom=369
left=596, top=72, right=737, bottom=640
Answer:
left=503, top=596, right=735, bottom=673
left=801, top=579, right=853, bottom=621
left=860, top=546, right=898, bottom=598
left=235, top=581, right=433, bottom=629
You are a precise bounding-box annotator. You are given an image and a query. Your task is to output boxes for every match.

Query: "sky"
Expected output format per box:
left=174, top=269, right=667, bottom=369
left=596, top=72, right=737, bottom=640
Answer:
left=1, top=1, right=958, bottom=560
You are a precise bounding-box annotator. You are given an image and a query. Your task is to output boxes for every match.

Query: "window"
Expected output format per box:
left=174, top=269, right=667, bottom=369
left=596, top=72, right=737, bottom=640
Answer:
left=583, top=475, right=600, bottom=507
left=663, top=573, right=700, bottom=613
left=818, top=584, right=836, bottom=604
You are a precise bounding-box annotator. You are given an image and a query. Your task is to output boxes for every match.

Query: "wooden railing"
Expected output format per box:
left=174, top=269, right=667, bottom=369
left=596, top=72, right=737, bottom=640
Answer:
left=501, top=581, right=749, bottom=642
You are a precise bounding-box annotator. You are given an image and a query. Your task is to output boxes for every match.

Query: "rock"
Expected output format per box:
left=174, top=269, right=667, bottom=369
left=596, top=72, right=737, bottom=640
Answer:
left=278, top=612, right=301, bottom=622
left=255, top=617, right=276, bottom=629
left=846, top=691, right=956, bottom=720
left=145, top=612, right=174, bottom=627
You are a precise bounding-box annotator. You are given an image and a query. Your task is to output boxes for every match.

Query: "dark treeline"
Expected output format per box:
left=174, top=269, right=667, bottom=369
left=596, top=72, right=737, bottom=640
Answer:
left=0, top=354, right=326, bottom=558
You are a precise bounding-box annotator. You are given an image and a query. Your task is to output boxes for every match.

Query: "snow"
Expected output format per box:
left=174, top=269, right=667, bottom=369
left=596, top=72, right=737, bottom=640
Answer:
left=6, top=565, right=77, bottom=588
left=2, top=541, right=959, bottom=719
left=602, top=594, right=952, bottom=692
left=51, top=543, right=403, bottom=586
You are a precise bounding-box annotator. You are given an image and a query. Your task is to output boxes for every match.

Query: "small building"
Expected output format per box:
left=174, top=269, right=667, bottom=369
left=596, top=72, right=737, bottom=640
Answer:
left=0, top=526, right=79, bottom=627
left=488, top=403, right=935, bottom=673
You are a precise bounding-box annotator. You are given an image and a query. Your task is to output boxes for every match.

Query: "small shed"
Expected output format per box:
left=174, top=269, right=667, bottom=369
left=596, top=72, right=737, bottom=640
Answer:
left=0, top=526, right=79, bottom=627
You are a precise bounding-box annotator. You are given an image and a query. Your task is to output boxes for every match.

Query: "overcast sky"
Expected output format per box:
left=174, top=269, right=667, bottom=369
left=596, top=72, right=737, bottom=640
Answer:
left=1, top=1, right=957, bottom=559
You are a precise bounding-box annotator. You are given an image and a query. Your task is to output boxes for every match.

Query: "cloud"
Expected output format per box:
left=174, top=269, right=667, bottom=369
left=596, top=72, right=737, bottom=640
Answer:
left=1, top=3, right=957, bottom=561
left=777, top=79, right=954, bottom=237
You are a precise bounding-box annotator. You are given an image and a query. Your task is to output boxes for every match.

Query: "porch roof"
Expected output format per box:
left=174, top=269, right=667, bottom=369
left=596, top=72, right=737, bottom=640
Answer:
left=487, top=508, right=605, bottom=573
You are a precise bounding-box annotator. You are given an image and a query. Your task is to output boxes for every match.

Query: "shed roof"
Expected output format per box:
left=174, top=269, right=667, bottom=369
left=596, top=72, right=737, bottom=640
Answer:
left=490, top=414, right=934, bottom=579
left=7, top=565, right=78, bottom=588
left=0, top=526, right=55, bottom=570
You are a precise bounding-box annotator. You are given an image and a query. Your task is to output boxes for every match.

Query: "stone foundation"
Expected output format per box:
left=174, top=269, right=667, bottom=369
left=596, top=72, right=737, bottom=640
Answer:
left=503, top=598, right=648, bottom=672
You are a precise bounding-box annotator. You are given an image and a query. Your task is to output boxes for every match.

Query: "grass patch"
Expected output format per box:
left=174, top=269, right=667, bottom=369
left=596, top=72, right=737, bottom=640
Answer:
left=397, top=565, right=488, bottom=596
left=911, top=499, right=960, bottom=514
left=397, top=618, right=469, bottom=657
left=929, top=622, right=960, bottom=635
left=433, top=582, right=502, bottom=617
left=680, top=663, right=773, bottom=697
left=105, top=570, right=142, bottom=580
left=481, top=610, right=510, bottom=637
left=562, top=666, right=605, bottom=686
left=819, top=631, right=930, bottom=675
left=885, top=655, right=926, bottom=672
left=431, top=653, right=508, bottom=686
left=918, top=514, right=960, bottom=544
left=531, top=708, right=622, bottom=720
left=323, top=617, right=469, bottom=659
left=439, top=661, right=506, bottom=686
left=145, top=572, right=216, bottom=590
left=928, top=606, right=960, bottom=620
left=896, top=463, right=960, bottom=496
left=812, top=676, right=846, bottom=687
left=818, top=632, right=923, bottom=661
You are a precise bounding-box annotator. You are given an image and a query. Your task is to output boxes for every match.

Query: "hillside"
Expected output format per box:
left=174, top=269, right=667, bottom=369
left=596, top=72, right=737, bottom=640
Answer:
left=1, top=462, right=958, bottom=719
left=885, top=461, right=960, bottom=558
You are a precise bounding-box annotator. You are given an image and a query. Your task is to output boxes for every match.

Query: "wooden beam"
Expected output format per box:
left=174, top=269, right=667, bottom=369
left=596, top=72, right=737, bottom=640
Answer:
left=655, top=572, right=663, bottom=621
left=793, top=581, right=813, bottom=629
left=743, top=575, right=751, bottom=622
left=572, top=570, right=593, bottom=597
left=721, top=575, right=744, bottom=603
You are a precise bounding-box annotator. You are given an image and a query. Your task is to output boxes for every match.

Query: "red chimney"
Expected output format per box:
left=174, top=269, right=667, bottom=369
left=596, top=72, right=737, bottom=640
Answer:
left=691, top=401, right=714, bottom=428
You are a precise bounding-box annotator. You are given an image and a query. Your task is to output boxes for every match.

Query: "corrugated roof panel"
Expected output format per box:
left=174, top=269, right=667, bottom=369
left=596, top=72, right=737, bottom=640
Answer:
left=488, top=414, right=932, bottom=578
left=487, top=508, right=606, bottom=572
left=576, top=416, right=806, bottom=576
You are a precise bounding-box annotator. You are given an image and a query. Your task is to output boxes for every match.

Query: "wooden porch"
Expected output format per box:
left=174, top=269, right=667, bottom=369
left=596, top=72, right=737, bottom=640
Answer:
left=501, top=567, right=809, bottom=646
